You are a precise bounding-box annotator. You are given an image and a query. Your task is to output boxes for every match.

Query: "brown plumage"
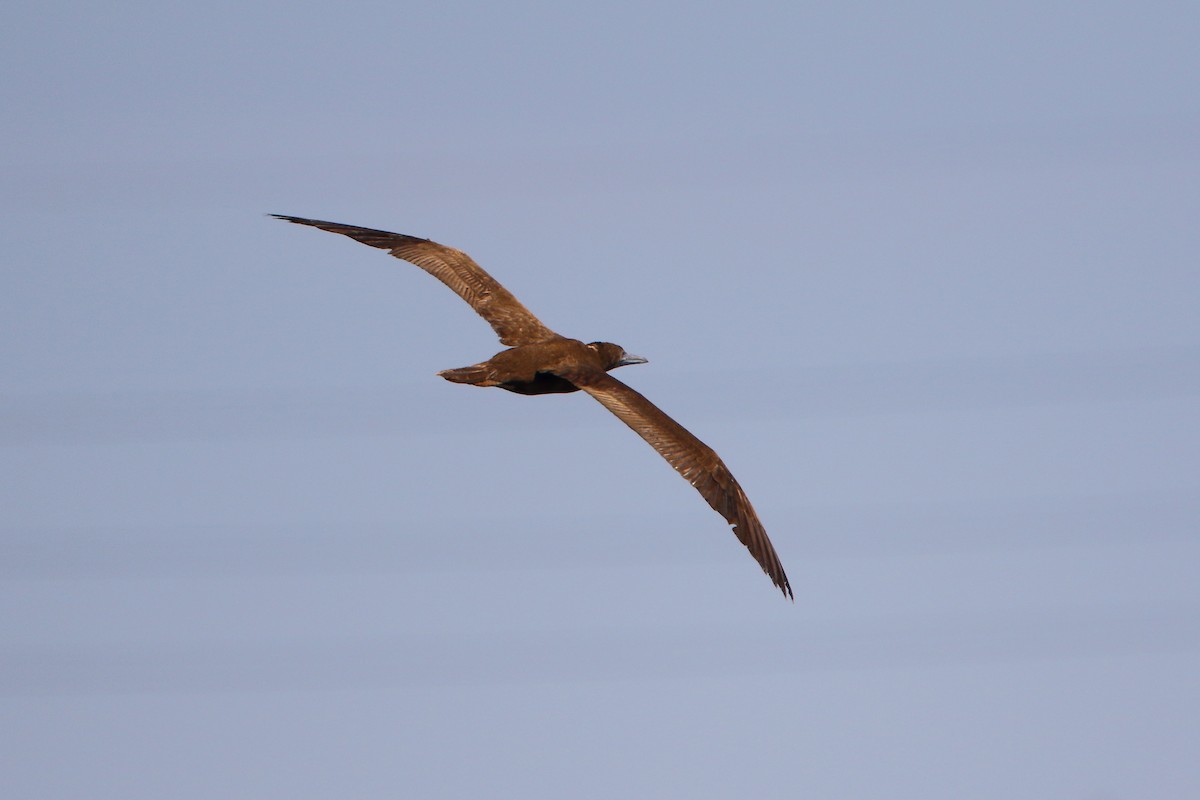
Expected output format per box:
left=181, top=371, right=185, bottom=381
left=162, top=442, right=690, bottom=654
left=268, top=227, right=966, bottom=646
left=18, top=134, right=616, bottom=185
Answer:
left=273, top=214, right=792, bottom=599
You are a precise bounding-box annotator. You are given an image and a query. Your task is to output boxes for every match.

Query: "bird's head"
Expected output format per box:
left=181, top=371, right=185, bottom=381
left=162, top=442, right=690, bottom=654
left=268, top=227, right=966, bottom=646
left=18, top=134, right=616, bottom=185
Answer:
left=588, top=342, right=649, bottom=371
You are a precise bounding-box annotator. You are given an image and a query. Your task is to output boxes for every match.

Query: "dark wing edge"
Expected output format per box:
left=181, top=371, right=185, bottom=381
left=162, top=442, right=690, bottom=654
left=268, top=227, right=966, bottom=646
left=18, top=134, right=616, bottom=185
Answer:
left=271, top=215, right=560, bottom=346
left=562, top=369, right=793, bottom=599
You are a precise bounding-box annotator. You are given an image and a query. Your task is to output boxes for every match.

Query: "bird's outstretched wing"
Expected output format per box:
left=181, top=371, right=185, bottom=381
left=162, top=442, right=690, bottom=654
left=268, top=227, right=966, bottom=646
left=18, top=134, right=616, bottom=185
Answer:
left=273, top=215, right=561, bottom=346
left=561, top=369, right=792, bottom=598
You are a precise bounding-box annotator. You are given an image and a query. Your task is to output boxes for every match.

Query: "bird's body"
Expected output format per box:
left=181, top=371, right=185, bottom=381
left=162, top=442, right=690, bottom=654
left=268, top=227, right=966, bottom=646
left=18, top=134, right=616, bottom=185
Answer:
left=273, top=214, right=792, bottom=599
left=438, top=339, right=639, bottom=395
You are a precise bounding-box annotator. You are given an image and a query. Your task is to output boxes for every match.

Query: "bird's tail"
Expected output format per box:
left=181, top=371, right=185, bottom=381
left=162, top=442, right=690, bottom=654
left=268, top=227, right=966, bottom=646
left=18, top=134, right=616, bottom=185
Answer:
left=437, top=364, right=498, bottom=386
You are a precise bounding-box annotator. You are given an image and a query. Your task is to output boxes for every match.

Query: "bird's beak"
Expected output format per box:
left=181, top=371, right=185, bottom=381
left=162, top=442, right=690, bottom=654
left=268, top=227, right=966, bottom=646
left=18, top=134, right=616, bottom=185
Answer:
left=618, top=354, right=649, bottom=366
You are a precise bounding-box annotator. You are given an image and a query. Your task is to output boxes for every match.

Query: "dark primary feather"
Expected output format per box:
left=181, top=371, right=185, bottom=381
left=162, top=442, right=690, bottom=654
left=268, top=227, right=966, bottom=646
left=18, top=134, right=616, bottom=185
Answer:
left=560, top=370, right=792, bottom=599
left=272, top=215, right=560, bottom=346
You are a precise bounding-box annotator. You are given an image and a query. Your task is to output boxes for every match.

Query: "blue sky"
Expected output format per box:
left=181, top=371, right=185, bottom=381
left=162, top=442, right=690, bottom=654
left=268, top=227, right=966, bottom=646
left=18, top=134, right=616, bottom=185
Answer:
left=2, top=2, right=1198, bottom=797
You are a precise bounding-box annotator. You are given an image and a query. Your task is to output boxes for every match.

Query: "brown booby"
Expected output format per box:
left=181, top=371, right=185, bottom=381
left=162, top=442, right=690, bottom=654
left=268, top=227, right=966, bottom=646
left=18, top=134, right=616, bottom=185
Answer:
left=274, top=215, right=792, bottom=599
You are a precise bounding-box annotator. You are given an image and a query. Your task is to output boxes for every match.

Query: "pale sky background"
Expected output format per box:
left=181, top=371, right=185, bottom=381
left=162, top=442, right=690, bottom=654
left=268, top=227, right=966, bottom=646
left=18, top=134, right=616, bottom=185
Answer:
left=2, top=1, right=1199, bottom=798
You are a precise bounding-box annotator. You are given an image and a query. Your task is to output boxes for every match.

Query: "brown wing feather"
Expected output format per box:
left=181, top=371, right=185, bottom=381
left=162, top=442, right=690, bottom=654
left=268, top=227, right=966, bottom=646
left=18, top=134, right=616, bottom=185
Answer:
left=273, top=215, right=560, bottom=346
left=564, top=370, right=792, bottom=599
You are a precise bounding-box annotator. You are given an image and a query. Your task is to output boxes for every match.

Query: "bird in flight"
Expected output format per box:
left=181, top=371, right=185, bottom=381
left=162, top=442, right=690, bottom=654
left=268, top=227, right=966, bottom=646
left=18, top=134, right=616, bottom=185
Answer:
left=273, top=215, right=792, bottom=598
